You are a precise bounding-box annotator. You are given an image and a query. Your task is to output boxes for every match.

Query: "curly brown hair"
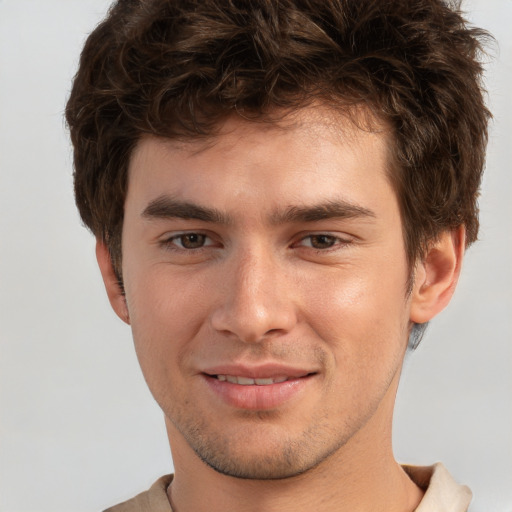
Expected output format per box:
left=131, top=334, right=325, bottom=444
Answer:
left=66, top=0, right=491, bottom=279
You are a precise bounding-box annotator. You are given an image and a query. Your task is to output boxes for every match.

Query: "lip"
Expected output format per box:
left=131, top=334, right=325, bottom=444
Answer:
left=201, top=364, right=316, bottom=411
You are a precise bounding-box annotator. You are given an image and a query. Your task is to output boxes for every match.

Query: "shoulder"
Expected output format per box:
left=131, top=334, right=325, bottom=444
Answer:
left=402, top=463, right=472, bottom=512
left=103, top=475, right=174, bottom=512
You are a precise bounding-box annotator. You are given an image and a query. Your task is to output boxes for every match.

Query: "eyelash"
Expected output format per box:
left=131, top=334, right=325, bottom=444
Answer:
left=295, top=233, right=352, bottom=251
left=160, top=232, right=215, bottom=251
left=159, top=232, right=352, bottom=252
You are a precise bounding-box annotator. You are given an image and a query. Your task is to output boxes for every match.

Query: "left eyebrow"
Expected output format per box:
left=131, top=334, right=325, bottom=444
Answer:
left=270, top=200, right=376, bottom=225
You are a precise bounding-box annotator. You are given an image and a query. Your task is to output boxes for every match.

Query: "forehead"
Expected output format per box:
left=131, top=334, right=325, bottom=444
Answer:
left=126, top=106, right=396, bottom=221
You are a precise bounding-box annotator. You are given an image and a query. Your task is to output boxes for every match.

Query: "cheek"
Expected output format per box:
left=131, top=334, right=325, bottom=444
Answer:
left=125, top=269, right=211, bottom=379
left=303, top=270, right=410, bottom=418
left=301, top=262, right=410, bottom=361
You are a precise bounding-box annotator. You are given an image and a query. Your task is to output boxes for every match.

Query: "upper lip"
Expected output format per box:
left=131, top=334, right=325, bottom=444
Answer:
left=202, top=363, right=315, bottom=379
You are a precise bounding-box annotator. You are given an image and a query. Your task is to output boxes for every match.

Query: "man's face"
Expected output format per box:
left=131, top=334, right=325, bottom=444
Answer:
left=119, top=108, right=414, bottom=479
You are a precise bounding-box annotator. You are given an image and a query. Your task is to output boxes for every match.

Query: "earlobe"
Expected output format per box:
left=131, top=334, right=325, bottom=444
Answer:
left=410, top=227, right=465, bottom=324
left=95, top=239, right=130, bottom=324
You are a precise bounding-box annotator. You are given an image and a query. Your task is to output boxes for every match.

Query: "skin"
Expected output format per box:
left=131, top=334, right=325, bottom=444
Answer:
left=97, top=107, right=464, bottom=512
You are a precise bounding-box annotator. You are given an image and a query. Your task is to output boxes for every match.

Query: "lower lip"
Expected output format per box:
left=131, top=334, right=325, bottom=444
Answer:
left=203, top=375, right=313, bottom=410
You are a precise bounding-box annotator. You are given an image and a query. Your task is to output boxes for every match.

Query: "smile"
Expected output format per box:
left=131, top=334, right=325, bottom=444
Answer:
left=215, top=375, right=289, bottom=385
left=203, top=371, right=316, bottom=410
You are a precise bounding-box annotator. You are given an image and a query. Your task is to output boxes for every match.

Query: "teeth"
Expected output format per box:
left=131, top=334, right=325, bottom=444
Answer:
left=237, top=376, right=255, bottom=385
left=216, top=375, right=289, bottom=385
left=255, top=378, right=273, bottom=385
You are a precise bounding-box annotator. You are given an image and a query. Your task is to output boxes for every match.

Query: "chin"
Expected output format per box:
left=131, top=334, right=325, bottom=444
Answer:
left=184, top=423, right=346, bottom=481
left=197, top=447, right=320, bottom=480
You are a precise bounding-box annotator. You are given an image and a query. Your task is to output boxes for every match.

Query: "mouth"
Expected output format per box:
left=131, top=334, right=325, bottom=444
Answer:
left=213, top=374, right=291, bottom=385
left=201, top=369, right=316, bottom=410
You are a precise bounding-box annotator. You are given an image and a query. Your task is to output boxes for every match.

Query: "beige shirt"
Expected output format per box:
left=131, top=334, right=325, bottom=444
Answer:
left=104, top=463, right=472, bottom=512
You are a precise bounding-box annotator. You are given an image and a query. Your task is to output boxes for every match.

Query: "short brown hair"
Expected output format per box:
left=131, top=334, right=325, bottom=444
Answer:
left=66, top=0, right=491, bottom=278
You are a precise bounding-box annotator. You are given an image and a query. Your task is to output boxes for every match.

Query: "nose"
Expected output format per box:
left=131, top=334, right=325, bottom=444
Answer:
left=210, top=248, right=297, bottom=343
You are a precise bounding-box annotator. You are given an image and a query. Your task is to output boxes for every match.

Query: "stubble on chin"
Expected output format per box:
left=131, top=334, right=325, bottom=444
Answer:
left=167, top=406, right=353, bottom=480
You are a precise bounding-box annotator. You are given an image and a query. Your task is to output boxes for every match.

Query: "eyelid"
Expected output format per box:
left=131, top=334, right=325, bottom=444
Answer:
left=156, top=230, right=353, bottom=251
left=294, top=232, right=354, bottom=249
left=159, top=230, right=218, bottom=250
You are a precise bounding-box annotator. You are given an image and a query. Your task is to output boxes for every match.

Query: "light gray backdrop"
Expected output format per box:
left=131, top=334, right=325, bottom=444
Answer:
left=1, top=1, right=511, bottom=511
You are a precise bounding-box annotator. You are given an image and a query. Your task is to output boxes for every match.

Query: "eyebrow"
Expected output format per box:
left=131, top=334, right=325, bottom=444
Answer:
left=141, top=196, right=375, bottom=225
left=142, top=196, right=231, bottom=224
left=270, top=200, right=376, bottom=224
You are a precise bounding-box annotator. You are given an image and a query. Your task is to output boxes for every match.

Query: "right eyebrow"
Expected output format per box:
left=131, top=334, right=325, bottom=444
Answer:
left=141, top=196, right=232, bottom=224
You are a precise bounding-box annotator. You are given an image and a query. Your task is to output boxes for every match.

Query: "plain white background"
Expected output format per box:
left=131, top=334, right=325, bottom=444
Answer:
left=0, top=1, right=511, bottom=511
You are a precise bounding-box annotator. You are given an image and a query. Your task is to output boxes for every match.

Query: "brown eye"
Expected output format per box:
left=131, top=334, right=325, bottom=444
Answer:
left=177, top=233, right=207, bottom=249
left=308, top=234, right=337, bottom=249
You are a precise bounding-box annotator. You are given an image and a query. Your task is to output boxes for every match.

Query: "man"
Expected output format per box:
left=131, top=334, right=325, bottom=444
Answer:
left=66, top=1, right=490, bottom=510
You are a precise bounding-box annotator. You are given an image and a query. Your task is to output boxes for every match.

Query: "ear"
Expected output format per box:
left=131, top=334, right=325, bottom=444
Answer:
left=410, top=226, right=465, bottom=324
left=95, top=239, right=130, bottom=324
